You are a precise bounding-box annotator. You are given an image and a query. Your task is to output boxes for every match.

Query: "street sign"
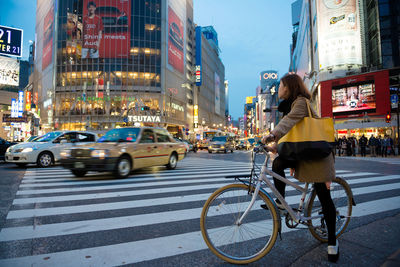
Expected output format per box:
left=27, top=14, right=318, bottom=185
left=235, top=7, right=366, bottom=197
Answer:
left=390, top=94, right=398, bottom=104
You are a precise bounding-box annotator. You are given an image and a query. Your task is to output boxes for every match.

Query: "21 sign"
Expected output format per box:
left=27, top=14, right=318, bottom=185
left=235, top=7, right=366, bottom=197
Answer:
left=0, top=25, right=23, bottom=57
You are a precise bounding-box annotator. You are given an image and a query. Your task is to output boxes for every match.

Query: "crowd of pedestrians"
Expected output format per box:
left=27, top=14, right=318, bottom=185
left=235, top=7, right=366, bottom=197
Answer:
left=336, top=134, right=396, bottom=157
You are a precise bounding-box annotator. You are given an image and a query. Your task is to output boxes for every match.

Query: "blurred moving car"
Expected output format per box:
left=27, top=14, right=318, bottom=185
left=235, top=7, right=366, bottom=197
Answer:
left=246, top=138, right=256, bottom=150
left=208, top=136, right=235, bottom=153
left=0, top=138, right=17, bottom=161
left=60, top=127, right=186, bottom=178
left=174, top=137, right=189, bottom=154
left=25, top=135, right=39, bottom=142
left=5, top=131, right=97, bottom=168
left=235, top=140, right=247, bottom=150
left=182, top=140, right=197, bottom=152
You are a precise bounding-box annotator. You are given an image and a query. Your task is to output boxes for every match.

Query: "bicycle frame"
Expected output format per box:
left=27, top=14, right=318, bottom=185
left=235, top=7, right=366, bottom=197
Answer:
left=237, top=147, right=323, bottom=225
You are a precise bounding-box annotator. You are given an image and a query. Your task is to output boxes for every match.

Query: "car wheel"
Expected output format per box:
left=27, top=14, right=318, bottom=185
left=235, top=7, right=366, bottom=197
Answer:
left=224, top=149, right=227, bottom=154
left=231, top=149, right=234, bottom=153
left=208, top=150, right=212, bottom=153
left=16, top=163, right=27, bottom=168
left=114, top=156, right=131, bottom=179
left=71, top=170, right=87, bottom=177
left=37, top=152, right=53, bottom=168
left=166, top=153, right=178, bottom=170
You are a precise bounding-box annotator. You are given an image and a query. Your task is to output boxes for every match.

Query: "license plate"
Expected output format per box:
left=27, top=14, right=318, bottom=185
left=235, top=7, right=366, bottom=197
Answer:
left=74, top=162, right=85, bottom=169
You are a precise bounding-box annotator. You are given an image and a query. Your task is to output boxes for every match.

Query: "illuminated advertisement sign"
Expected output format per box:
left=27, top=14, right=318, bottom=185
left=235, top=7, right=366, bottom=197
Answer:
left=246, top=96, right=255, bottom=104
left=215, top=73, right=220, bottom=115
left=168, top=0, right=185, bottom=74
left=316, top=0, right=362, bottom=69
left=332, top=83, right=376, bottom=114
left=193, top=104, right=199, bottom=124
left=11, top=98, right=17, bottom=118
left=0, top=56, right=19, bottom=86
left=42, top=5, right=54, bottom=70
left=26, top=91, right=31, bottom=111
left=128, top=115, right=161, bottom=123
left=82, top=0, right=130, bottom=58
left=195, top=65, right=201, bottom=84
left=18, top=91, right=24, bottom=117
left=260, top=70, right=278, bottom=91
left=0, top=25, right=23, bottom=57
left=195, top=26, right=202, bottom=86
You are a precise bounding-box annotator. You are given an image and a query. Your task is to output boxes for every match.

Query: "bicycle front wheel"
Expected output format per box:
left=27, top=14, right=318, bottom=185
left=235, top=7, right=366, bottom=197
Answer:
left=306, top=177, right=353, bottom=242
left=200, top=183, right=279, bottom=264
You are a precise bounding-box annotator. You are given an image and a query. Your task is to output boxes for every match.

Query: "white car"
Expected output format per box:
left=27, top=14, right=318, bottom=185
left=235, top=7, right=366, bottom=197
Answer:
left=5, top=131, right=98, bottom=168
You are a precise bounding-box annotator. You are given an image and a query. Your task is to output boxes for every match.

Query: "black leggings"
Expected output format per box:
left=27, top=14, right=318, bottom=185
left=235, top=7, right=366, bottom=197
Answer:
left=272, top=156, right=337, bottom=245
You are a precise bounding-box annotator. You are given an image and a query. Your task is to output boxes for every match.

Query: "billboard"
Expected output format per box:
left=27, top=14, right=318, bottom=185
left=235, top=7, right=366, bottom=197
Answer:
left=332, top=83, right=376, bottom=114
left=215, top=73, right=220, bottom=115
left=195, top=26, right=202, bottom=86
left=82, top=0, right=130, bottom=58
left=0, top=25, right=23, bottom=57
left=42, top=6, right=54, bottom=70
left=168, top=1, right=185, bottom=73
left=260, top=70, right=278, bottom=92
left=316, top=0, right=362, bottom=70
left=0, top=56, right=19, bottom=86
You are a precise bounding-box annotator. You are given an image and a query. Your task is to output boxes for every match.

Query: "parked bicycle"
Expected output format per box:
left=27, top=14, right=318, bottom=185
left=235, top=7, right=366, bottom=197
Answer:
left=200, top=144, right=355, bottom=264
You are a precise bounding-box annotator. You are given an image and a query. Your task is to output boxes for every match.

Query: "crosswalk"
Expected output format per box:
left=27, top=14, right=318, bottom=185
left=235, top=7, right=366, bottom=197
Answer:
left=0, top=157, right=400, bottom=266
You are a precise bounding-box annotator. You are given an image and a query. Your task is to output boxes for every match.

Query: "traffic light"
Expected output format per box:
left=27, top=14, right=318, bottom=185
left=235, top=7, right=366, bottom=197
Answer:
left=386, top=112, right=391, bottom=123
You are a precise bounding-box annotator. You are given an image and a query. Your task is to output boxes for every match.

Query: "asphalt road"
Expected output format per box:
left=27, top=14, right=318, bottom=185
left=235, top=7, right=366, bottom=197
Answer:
left=0, top=151, right=399, bottom=266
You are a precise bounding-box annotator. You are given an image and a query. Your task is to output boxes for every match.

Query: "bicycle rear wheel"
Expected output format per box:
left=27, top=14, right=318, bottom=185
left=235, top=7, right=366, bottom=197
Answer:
left=200, top=183, right=279, bottom=264
left=306, top=177, right=353, bottom=242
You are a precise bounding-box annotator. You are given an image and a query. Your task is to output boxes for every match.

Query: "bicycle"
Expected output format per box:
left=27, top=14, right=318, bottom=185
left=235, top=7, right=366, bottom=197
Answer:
left=200, top=144, right=356, bottom=264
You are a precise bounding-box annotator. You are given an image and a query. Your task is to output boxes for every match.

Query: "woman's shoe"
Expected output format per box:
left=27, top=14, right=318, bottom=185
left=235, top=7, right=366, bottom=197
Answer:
left=327, top=240, right=339, bottom=263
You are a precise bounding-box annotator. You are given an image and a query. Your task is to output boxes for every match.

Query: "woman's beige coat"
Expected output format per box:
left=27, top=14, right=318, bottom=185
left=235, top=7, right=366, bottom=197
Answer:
left=271, top=96, right=335, bottom=183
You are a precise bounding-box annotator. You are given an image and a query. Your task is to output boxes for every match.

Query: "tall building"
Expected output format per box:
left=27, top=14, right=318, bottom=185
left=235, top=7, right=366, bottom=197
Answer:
left=31, top=0, right=226, bottom=139
left=289, top=0, right=400, bottom=146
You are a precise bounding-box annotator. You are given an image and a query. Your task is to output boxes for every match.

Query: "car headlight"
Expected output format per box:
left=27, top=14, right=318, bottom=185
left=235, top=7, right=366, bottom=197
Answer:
left=91, top=149, right=108, bottom=159
left=6, top=147, right=12, bottom=153
left=21, top=147, right=34, bottom=153
left=60, top=149, right=71, bottom=159
left=221, top=146, right=225, bottom=149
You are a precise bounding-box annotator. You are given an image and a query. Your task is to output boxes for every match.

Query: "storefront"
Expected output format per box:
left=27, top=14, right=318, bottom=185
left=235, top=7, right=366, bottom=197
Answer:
left=320, top=70, right=393, bottom=140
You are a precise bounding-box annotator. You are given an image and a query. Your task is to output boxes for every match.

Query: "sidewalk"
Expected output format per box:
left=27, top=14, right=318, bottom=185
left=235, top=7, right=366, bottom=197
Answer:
left=336, top=155, right=400, bottom=164
left=290, top=212, right=400, bottom=266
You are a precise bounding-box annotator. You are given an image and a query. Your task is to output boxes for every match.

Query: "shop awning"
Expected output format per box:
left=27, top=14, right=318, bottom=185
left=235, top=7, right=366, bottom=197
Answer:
left=334, top=121, right=395, bottom=130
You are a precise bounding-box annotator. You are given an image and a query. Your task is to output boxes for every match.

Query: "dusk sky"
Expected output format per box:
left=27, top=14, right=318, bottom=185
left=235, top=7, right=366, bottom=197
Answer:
left=0, top=0, right=293, bottom=120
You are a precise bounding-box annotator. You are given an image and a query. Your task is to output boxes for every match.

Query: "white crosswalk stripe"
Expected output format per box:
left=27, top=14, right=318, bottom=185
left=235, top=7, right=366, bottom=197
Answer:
left=1, top=156, right=399, bottom=266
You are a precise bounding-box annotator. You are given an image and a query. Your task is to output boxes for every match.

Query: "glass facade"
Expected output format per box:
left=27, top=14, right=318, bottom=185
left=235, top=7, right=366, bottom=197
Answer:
left=55, top=0, right=163, bottom=130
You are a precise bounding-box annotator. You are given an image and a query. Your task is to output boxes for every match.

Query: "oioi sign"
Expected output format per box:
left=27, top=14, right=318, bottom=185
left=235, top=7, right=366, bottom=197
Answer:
left=0, top=25, right=23, bottom=57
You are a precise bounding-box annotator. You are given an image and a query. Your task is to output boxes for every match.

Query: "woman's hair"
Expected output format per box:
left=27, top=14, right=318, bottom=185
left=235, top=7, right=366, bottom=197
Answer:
left=280, top=73, right=311, bottom=101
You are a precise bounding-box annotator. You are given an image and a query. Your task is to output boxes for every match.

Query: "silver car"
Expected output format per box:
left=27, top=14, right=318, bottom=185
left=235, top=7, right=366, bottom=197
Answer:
left=208, top=136, right=235, bottom=154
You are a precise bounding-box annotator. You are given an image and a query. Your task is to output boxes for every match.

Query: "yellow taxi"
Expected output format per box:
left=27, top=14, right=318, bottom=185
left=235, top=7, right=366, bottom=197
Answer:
left=60, top=127, right=186, bottom=178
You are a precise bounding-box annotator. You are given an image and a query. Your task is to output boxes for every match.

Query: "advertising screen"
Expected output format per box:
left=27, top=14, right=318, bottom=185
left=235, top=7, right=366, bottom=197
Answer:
left=0, top=56, right=19, bottom=86
left=332, top=83, right=376, bottom=114
left=215, top=73, right=220, bottom=115
left=65, top=0, right=131, bottom=59
left=42, top=6, right=54, bottom=70
left=82, top=0, right=130, bottom=58
left=316, top=0, right=362, bottom=70
left=0, top=25, right=23, bottom=57
left=168, top=2, right=185, bottom=73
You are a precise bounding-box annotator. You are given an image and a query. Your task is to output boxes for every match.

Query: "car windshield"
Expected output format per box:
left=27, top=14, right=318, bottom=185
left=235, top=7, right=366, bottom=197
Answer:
left=211, top=136, right=227, bottom=142
left=34, top=132, right=63, bottom=142
left=98, top=128, right=140, bottom=142
left=247, top=138, right=255, bottom=144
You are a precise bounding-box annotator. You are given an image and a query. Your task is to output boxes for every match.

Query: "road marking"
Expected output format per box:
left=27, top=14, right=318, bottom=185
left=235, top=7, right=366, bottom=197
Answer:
left=1, top=195, right=399, bottom=267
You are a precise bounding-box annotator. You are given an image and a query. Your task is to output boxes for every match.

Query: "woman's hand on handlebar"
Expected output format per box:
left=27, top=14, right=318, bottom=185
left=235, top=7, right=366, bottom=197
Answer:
left=261, top=134, right=275, bottom=144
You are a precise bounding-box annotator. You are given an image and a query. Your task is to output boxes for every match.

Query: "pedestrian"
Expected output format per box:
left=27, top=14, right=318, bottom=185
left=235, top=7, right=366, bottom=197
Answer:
left=351, top=136, right=358, bottom=156
left=341, top=136, right=348, bottom=156
left=368, top=135, right=377, bottom=157
left=381, top=135, right=390, bottom=157
left=359, top=134, right=367, bottom=157
left=377, top=135, right=382, bottom=156
left=261, top=73, right=338, bottom=262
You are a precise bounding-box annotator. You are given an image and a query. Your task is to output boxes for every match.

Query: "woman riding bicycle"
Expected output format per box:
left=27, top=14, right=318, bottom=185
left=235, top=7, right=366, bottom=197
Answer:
left=262, top=73, right=339, bottom=262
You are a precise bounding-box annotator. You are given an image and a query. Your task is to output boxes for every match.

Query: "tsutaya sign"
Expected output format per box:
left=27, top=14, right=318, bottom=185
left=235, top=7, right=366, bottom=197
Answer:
left=128, top=115, right=161, bottom=123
